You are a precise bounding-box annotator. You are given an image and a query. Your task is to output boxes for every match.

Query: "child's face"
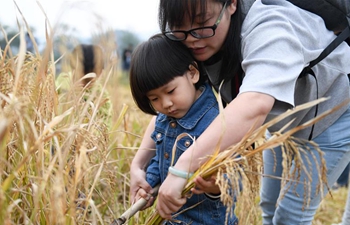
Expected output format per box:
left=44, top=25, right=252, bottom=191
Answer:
left=146, top=70, right=201, bottom=118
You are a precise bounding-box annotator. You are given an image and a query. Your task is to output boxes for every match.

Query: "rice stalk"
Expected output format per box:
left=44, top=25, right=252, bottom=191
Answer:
left=12, top=0, right=40, bottom=56
left=0, top=26, right=16, bottom=58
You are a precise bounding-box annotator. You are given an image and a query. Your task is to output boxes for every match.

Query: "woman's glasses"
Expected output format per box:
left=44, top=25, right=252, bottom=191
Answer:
left=164, top=1, right=227, bottom=41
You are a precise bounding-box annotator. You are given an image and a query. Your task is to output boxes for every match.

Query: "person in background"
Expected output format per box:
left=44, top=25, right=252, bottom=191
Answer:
left=122, top=44, right=133, bottom=75
left=129, top=33, right=238, bottom=225
left=56, top=44, right=104, bottom=91
left=129, top=0, right=350, bottom=224
left=55, top=44, right=112, bottom=127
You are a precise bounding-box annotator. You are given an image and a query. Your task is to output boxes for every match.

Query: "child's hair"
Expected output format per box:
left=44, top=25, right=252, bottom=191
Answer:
left=129, top=33, right=205, bottom=115
left=70, top=44, right=104, bottom=82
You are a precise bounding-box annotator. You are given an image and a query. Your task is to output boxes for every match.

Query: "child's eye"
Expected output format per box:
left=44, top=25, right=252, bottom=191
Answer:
left=168, top=88, right=175, bottom=94
left=150, top=97, right=158, bottom=102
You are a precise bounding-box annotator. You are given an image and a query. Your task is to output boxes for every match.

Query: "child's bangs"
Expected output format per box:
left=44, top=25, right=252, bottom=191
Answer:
left=134, top=53, right=187, bottom=95
left=134, top=38, right=190, bottom=95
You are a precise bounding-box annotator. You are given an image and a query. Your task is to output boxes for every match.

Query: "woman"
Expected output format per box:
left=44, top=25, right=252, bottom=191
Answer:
left=130, top=0, right=350, bottom=224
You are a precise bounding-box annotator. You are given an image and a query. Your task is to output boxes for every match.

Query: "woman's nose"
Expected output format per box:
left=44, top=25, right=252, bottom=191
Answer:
left=185, top=33, right=200, bottom=43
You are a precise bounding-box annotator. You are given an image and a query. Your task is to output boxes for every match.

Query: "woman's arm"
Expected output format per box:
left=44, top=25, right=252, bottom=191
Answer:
left=176, top=92, right=274, bottom=171
left=129, top=116, right=157, bottom=203
left=156, top=92, right=275, bottom=219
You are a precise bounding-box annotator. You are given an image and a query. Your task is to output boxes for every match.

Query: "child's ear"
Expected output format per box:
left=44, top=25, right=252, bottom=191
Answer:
left=188, top=63, right=200, bottom=83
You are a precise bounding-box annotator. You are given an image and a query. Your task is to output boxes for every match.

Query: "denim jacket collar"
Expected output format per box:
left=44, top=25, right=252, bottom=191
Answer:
left=157, top=83, right=217, bottom=130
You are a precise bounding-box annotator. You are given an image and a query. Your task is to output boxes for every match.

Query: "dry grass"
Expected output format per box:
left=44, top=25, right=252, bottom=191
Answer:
left=0, top=27, right=151, bottom=224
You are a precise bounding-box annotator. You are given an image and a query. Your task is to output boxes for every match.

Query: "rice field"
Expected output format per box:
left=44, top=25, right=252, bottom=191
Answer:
left=0, top=28, right=348, bottom=225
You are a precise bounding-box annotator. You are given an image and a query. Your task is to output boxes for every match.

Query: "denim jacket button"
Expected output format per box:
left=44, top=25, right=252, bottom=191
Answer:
left=164, top=152, right=169, bottom=159
left=170, top=122, right=176, bottom=128
left=185, top=140, right=191, bottom=147
left=156, top=133, right=162, bottom=140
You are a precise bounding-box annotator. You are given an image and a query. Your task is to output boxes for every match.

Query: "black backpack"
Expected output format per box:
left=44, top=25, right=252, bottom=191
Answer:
left=287, top=0, right=350, bottom=74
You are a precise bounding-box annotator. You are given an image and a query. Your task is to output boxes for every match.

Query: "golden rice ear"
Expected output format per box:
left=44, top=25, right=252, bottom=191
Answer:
left=69, top=46, right=84, bottom=81
left=0, top=118, right=8, bottom=144
left=69, top=45, right=83, bottom=69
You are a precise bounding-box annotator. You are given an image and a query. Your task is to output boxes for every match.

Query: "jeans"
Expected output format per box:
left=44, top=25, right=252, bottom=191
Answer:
left=260, top=105, right=350, bottom=225
left=336, top=163, right=350, bottom=187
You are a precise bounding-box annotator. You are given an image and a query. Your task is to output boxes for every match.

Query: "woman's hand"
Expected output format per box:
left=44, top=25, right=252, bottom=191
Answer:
left=191, top=175, right=220, bottom=195
left=156, top=174, right=188, bottom=219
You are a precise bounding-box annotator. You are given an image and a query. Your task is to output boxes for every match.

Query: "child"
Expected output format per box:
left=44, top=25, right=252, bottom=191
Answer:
left=129, top=34, right=238, bottom=225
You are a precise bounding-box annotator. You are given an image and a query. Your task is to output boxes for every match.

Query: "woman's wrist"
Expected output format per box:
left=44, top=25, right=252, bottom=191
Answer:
left=173, top=145, right=199, bottom=173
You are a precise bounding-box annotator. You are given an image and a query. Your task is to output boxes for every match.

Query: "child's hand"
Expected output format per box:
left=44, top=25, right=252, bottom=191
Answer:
left=191, top=175, right=220, bottom=196
left=135, top=187, right=156, bottom=210
left=130, top=167, right=152, bottom=204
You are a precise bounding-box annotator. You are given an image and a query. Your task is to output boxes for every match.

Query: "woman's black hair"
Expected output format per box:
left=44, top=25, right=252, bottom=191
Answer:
left=158, top=0, right=243, bottom=101
left=129, top=33, right=205, bottom=115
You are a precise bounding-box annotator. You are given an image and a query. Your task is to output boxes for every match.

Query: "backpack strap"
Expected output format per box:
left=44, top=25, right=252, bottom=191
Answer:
left=303, top=26, right=350, bottom=73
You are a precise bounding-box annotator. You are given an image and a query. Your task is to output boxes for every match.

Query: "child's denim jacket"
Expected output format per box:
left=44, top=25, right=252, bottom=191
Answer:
left=146, top=83, right=238, bottom=225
